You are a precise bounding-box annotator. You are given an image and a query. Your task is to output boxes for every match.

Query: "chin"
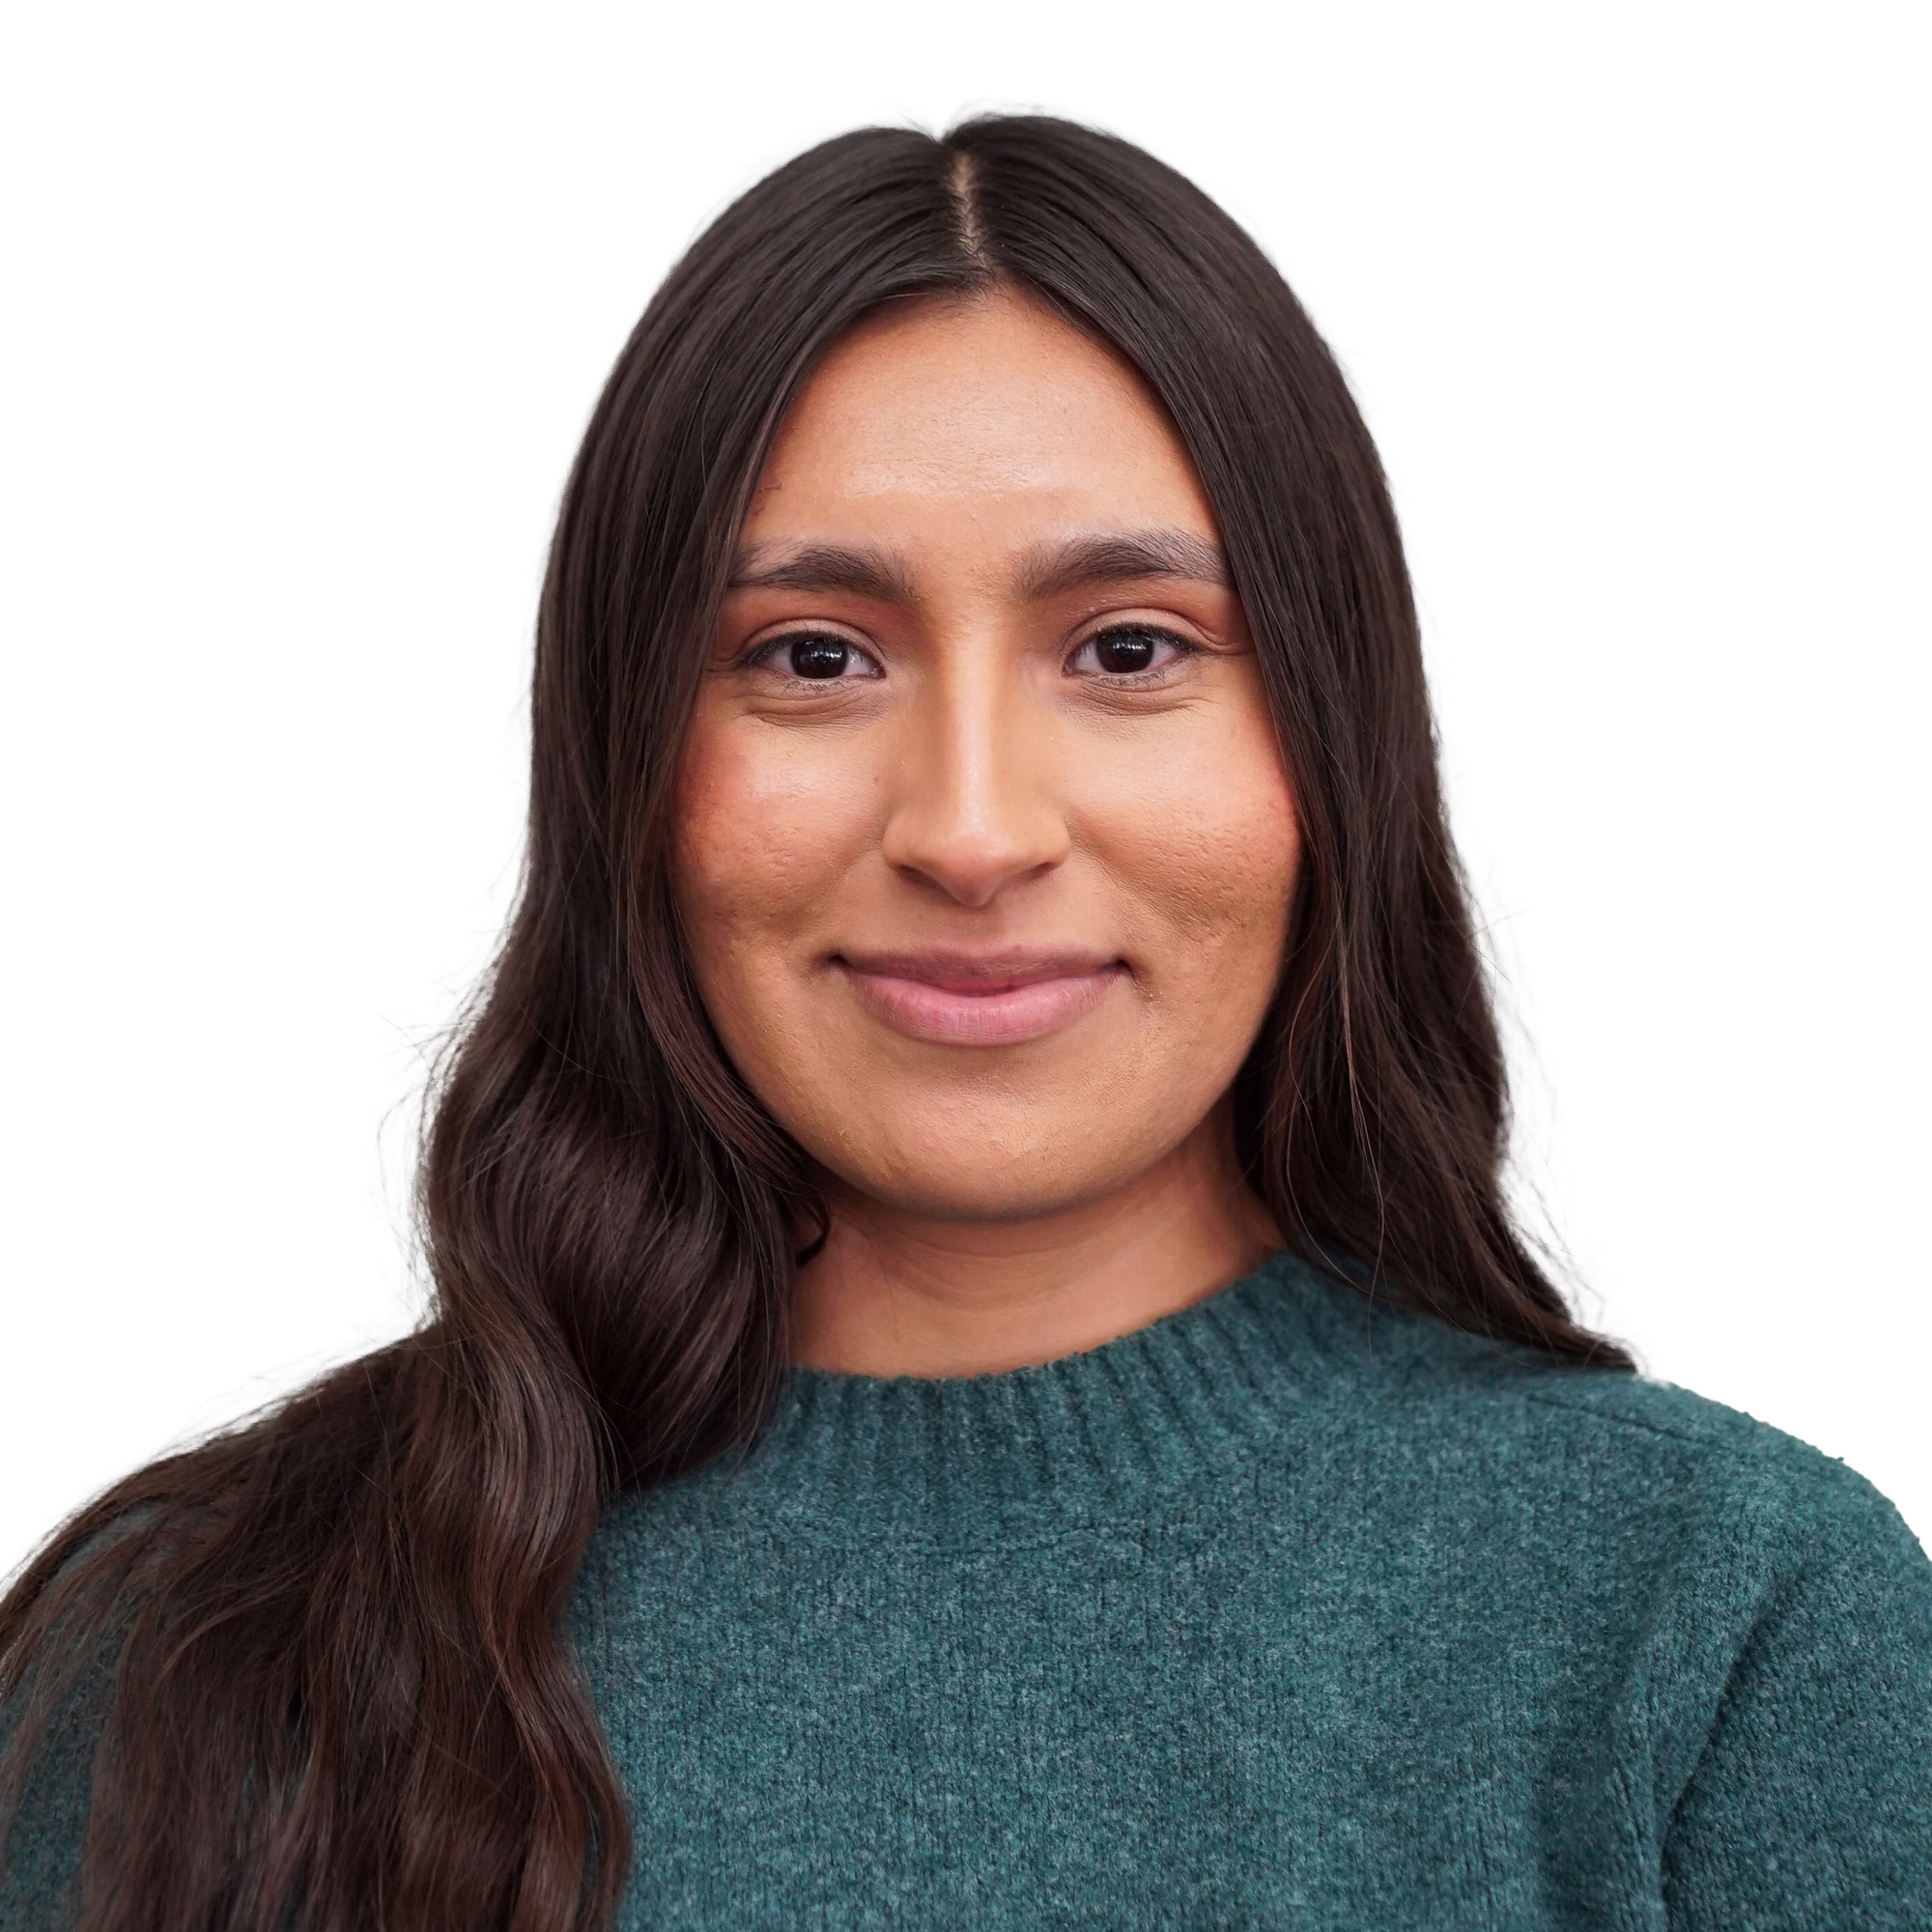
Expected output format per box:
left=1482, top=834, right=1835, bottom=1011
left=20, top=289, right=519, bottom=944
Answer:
left=848, top=1169, right=1119, bottom=1224
left=821, top=1107, right=1170, bottom=1225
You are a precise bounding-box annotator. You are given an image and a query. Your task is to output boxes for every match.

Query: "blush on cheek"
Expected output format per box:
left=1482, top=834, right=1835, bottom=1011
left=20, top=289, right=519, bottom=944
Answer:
left=667, top=729, right=815, bottom=1109
left=672, top=725, right=824, bottom=933
left=1103, top=730, right=1300, bottom=961
left=669, top=712, right=895, bottom=1083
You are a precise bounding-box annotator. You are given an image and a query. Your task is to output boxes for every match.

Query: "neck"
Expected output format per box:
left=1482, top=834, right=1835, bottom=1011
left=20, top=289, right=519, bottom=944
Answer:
left=790, top=1100, right=1281, bottom=1378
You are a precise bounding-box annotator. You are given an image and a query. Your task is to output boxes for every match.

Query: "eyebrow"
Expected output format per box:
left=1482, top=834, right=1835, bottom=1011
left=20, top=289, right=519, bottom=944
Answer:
left=1011, top=528, right=1234, bottom=600
left=727, top=542, right=920, bottom=603
left=727, top=526, right=1233, bottom=606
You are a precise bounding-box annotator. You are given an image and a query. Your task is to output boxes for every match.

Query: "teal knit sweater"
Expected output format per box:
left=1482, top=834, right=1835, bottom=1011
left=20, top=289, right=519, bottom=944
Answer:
left=9, top=1254, right=1932, bottom=1926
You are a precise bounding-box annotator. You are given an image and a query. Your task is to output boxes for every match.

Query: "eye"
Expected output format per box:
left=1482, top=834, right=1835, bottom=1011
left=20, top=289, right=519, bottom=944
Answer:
left=1067, top=624, right=1194, bottom=678
left=786, top=636, right=853, bottom=679
left=752, top=632, right=883, bottom=681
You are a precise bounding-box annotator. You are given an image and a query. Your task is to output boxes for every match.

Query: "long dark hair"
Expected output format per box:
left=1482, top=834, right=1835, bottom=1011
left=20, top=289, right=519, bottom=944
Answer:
left=0, top=115, right=1629, bottom=1932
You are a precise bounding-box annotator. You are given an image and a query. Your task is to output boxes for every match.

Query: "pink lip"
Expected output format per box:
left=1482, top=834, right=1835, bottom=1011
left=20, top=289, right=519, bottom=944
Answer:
left=834, top=950, right=1127, bottom=1046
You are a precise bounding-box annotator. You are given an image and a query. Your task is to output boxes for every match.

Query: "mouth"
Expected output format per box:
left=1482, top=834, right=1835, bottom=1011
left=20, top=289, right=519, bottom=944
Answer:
left=832, top=949, right=1128, bottom=1046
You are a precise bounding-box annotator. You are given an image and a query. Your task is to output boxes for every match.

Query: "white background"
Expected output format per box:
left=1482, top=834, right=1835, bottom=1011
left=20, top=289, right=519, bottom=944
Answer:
left=3, top=0, right=1926, bottom=1577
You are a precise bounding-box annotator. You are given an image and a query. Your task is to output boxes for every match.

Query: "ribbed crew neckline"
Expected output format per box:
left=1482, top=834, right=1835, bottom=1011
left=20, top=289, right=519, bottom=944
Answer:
left=653, top=1250, right=1370, bottom=1544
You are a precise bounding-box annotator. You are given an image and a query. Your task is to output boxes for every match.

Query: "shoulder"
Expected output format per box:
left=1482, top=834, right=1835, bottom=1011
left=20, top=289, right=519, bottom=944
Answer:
left=0, top=1676, right=106, bottom=1930
left=1251, top=1250, right=1926, bottom=1593
left=0, top=1582, right=121, bottom=1930
left=1257, top=1255, right=1932, bottom=1869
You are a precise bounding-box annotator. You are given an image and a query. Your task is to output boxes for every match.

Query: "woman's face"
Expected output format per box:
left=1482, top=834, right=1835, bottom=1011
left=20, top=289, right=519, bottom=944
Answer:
left=672, top=291, right=1299, bottom=1223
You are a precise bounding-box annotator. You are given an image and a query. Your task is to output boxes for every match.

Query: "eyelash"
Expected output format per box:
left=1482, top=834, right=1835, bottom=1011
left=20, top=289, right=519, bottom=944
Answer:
left=742, top=631, right=883, bottom=681
left=1065, top=623, right=1199, bottom=681
left=739, top=622, right=1200, bottom=685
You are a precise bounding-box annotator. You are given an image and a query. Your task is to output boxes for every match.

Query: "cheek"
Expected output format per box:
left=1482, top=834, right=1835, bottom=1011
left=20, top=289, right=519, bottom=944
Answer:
left=669, top=714, right=874, bottom=1007
left=1099, top=712, right=1301, bottom=981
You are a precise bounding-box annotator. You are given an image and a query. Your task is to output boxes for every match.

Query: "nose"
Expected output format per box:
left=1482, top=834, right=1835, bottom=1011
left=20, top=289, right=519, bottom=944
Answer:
left=879, top=657, right=1070, bottom=907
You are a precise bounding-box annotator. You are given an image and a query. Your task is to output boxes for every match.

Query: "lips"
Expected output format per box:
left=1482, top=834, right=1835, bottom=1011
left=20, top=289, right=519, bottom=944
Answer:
left=833, top=950, right=1126, bottom=1046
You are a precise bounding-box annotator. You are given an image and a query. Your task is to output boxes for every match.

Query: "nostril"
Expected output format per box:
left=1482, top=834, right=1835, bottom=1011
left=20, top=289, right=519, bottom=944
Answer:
left=880, top=809, right=1070, bottom=907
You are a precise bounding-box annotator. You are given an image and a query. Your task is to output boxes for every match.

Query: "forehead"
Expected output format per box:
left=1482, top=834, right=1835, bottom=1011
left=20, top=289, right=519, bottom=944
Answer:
left=748, top=290, right=1219, bottom=540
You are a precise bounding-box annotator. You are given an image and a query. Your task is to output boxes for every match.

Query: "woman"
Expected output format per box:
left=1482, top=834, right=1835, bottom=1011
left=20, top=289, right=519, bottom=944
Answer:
left=3, top=115, right=1927, bottom=1931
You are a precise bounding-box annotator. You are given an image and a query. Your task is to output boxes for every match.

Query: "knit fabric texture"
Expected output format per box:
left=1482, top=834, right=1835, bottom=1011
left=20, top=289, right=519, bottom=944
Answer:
left=6, top=1252, right=1930, bottom=1927
left=571, top=1252, right=1932, bottom=1928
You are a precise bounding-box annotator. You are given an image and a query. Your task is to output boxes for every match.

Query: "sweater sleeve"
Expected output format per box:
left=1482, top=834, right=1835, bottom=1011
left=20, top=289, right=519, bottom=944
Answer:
left=1662, top=1463, right=1932, bottom=1930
